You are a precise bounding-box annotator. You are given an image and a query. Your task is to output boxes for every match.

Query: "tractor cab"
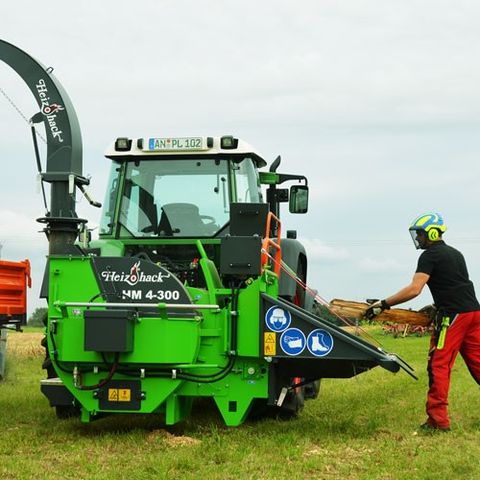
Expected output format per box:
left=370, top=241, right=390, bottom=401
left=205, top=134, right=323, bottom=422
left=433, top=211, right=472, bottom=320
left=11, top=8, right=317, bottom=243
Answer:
left=94, top=135, right=310, bottom=291
left=100, top=136, right=270, bottom=239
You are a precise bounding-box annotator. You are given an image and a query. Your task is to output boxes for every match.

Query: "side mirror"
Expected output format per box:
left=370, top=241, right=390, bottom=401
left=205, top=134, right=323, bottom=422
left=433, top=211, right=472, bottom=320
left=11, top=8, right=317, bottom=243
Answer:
left=289, top=185, right=309, bottom=214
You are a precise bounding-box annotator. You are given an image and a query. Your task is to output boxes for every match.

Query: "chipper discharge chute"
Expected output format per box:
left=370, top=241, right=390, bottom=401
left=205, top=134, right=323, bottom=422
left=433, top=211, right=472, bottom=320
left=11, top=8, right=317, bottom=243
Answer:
left=0, top=39, right=414, bottom=426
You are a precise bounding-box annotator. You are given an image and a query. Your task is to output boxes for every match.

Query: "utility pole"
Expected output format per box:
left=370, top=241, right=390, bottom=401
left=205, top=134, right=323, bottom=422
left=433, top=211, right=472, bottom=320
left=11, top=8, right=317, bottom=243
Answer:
left=0, top=242, right=3, bottom=259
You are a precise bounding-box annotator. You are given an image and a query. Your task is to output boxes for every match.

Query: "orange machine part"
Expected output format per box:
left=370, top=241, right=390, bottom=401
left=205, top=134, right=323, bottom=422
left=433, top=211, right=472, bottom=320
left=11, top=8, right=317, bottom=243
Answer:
left=0, top=259, right=31, bottom=316
left=261, top=212, right=282, bottom=276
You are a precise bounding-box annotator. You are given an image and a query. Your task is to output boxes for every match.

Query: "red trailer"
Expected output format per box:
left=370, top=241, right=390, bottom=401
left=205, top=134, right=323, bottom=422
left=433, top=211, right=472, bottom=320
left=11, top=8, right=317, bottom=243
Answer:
left=0, top=259, right=31, bottom=329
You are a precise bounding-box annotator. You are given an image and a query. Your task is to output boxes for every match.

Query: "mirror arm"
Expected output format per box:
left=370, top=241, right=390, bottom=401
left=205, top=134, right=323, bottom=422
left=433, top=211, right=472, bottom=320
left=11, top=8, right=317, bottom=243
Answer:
left=277, top=173, right=308, bottom=186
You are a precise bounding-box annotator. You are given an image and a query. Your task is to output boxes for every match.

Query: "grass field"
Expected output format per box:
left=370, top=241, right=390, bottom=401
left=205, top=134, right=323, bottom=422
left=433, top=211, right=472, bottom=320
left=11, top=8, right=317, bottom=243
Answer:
left=1, top=327, right=480, bottom=480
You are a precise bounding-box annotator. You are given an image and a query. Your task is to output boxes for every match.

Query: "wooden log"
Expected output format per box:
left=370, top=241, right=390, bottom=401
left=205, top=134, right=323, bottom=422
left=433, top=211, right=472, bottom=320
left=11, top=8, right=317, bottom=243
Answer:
left=329, top=299, right=431, bottom=327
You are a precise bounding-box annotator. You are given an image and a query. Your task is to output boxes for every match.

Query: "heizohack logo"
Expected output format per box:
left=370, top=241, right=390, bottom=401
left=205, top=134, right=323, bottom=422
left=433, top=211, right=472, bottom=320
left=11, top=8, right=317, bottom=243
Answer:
left=126, top=261, right=140, bottom=286
left=35, top=78, right=65, bottom=143
left=41, top=103, right=64, bottom=115
left=100, top=261, right=170, bottom=286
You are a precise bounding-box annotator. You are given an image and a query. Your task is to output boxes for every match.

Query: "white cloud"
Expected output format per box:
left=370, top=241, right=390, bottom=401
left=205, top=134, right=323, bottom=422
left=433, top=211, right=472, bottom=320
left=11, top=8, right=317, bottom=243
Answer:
left=0, top=210, right=41, bottom=252
left=357, top=257, right=405, bottom=273
left=301, top=238, right=350, bottom=262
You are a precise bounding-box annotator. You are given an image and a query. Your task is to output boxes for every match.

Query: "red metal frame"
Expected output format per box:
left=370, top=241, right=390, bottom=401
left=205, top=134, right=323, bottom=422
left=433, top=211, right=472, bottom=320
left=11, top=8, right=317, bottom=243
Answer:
left=0, top=259, right=31, bottom=317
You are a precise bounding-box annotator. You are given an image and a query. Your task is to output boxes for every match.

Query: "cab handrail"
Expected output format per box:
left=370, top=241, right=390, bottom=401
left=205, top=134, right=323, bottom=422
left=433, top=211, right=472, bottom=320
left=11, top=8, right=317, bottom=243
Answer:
left=261, top=212, right=282, bottom=275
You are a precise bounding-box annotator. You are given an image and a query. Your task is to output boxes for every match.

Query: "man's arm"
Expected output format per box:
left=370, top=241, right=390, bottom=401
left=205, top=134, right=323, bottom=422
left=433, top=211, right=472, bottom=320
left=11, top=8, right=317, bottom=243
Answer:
left=385, top=272, right=430, bottom=307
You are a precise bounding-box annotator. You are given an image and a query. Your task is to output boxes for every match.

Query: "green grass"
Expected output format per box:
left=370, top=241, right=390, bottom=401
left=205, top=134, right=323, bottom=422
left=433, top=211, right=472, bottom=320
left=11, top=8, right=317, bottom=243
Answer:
left=1, top=328, right=480, bottom=480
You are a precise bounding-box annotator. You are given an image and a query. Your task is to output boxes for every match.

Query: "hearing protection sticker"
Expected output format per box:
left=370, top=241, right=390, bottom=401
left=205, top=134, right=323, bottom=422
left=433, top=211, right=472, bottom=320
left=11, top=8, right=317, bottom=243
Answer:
left=264, top=332, right=277, bottom=356
left=306, top=329, right=334, bottom=357
left=280, top=328, right=306, bottom=356
left=265, top=305, right=291, bottom=332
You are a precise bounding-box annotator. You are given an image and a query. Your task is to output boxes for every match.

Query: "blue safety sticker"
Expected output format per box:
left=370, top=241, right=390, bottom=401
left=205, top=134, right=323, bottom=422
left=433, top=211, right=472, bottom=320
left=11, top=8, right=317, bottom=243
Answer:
left=265, top=305, right=291, bottom=332
left=307, top=329, right=334, bottom=357
left=280, top=328, right=306, bottom=356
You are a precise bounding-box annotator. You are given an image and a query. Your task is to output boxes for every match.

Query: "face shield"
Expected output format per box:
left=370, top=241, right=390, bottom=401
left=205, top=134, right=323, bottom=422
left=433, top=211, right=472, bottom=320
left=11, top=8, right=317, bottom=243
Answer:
left=409, top=228, right=427, bottom=250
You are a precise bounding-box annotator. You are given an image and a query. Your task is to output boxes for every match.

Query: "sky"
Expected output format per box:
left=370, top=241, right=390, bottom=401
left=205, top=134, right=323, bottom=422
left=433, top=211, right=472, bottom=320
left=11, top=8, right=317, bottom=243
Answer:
left=1, top=0, right=480, bottom=315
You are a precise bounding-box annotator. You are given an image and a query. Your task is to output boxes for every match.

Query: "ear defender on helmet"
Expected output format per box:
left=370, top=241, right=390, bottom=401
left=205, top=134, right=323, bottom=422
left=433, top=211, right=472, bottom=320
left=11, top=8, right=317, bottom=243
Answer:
left=428, top=228, right=440, bottom=241
left=409, top=213, right=447, bottom=249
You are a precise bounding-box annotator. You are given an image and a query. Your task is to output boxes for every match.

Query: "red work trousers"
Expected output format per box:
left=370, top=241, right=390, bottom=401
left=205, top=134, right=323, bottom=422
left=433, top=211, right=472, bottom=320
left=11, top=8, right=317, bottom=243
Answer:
left=426, top=310, right=480, bottom=429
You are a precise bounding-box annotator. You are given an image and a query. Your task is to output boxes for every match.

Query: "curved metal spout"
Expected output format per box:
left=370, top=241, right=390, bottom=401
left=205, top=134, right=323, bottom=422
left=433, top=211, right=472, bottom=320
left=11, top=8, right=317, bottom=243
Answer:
left=0, top=39, right=87, bottom=253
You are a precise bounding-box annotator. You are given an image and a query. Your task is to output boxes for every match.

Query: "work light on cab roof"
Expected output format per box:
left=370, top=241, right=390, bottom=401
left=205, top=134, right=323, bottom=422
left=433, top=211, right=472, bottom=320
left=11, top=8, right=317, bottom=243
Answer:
left=109, top=135, right=263, bottom=164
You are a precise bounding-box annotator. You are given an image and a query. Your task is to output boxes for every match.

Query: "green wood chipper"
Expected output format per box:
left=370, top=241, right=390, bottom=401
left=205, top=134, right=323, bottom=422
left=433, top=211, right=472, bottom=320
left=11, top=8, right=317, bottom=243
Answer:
left=0, top=39, right=414, bottom=426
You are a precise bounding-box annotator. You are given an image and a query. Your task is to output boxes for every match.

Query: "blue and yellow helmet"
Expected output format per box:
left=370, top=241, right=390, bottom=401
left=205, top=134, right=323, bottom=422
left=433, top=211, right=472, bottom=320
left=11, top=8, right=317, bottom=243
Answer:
left=409, top=213, right=447, bottom=249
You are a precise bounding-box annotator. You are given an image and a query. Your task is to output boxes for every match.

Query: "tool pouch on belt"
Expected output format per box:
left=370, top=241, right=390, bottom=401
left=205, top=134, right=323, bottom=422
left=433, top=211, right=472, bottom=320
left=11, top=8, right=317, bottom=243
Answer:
left=434, top=310, right=450, bottom=350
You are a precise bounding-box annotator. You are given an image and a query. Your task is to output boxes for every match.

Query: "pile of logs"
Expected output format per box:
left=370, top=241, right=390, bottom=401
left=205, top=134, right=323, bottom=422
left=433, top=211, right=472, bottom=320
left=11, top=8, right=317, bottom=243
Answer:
left=328, top=299, right=431, bottom=327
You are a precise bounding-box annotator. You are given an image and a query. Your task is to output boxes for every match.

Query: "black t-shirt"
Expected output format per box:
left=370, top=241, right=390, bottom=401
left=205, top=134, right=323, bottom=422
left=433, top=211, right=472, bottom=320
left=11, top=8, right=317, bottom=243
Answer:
left=416, top=241, right=480, bottom=314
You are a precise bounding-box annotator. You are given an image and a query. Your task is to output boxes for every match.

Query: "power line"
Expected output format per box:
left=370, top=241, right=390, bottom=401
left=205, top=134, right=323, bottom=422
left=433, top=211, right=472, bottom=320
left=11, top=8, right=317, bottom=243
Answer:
left=0, top=86, right=47, bottom=143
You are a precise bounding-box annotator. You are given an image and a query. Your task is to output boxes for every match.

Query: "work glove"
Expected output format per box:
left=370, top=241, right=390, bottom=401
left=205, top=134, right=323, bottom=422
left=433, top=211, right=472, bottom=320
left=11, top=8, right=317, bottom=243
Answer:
left=364, top=299, right=390, bottom=320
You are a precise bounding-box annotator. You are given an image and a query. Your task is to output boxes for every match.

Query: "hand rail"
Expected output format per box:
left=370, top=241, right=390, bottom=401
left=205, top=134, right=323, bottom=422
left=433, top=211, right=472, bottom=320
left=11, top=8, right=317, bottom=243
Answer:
left=261, top=212, right=282, bottom=275
left=54, top=301, right=219, bottom=310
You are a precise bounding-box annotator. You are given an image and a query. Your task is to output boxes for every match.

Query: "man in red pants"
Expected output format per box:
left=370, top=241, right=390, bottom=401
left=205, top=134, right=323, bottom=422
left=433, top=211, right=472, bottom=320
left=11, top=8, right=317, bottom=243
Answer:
left=366, top=213, right=480, bottom=431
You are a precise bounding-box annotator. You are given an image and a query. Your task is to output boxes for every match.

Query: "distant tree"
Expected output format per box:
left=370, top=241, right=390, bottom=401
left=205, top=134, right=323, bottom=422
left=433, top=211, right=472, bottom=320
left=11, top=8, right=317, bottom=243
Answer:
left=28, top=307, right=48, bottom=327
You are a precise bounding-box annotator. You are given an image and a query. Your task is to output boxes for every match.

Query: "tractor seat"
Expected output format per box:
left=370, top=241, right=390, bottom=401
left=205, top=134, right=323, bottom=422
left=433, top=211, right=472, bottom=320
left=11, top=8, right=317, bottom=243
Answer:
left=159, top=203, right=208, bottom=236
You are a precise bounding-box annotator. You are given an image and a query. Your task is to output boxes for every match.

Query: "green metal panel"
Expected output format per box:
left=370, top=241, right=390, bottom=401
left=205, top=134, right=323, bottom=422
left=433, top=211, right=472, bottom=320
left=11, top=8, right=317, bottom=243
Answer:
left=88, top=239, right=125, bottom=256
left=236, top=272, right=278, bottom=358
left=46, top=253, right=270, bottom=424
left=123, top=317, right=200, bottom=364
left=259, top=171, right=280, bottom=185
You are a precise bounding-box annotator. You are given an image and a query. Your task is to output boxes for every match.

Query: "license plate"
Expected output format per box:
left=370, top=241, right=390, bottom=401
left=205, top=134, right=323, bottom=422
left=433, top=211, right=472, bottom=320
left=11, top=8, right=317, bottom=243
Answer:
left=146, top=137, right=208, bottom=152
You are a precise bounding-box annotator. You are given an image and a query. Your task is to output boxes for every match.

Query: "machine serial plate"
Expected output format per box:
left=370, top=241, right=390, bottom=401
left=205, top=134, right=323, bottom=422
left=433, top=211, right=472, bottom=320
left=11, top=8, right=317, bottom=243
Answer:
left=145, top=137, right=208, bottom=152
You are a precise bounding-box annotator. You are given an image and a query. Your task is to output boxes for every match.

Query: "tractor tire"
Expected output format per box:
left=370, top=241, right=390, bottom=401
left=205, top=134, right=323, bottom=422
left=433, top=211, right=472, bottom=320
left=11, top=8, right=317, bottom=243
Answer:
left=279, top=384, right=305, bottom=417
left=304, top=379, right=321, bottom=399
left=55, top=405, right=80, bottom=419
left=40, top=311, right=56, bottom=379
left=248, top=388, right=304, bottom=421
left=42, top=333, right=81, bottom=419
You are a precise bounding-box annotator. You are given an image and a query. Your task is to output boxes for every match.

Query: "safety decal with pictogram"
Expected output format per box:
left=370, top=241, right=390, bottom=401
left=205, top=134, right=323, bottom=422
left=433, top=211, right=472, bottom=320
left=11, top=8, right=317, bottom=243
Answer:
left=265, top=305, right=291, bottom=332
left=307, top=329, right=334, bottom=357
left=280, top=328, right=306, bottom=356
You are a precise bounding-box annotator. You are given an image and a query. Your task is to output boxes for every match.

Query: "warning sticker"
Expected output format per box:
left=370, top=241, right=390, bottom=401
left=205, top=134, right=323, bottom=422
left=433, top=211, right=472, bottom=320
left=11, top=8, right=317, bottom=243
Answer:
left=119, top=389, right=131, bottom=402
left=264, top=332, right=276, bottom=356
left=108, top=388, right=132, bottom=402
left=108, top=388, right=119, bottom=401
left=99, top=381, right=141, bottom=410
